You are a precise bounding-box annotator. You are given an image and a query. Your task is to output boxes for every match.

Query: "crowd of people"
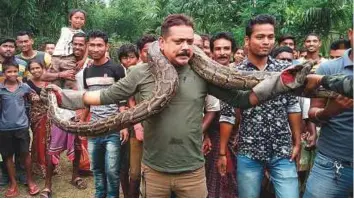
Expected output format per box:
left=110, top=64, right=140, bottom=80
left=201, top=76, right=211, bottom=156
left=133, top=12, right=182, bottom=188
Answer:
left=0, top=8, right=352, bottom=198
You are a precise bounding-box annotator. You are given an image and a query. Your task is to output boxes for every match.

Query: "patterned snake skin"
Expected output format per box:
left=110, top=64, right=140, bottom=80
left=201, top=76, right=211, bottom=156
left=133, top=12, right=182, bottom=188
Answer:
left=47, top=42, right=338, bottom=136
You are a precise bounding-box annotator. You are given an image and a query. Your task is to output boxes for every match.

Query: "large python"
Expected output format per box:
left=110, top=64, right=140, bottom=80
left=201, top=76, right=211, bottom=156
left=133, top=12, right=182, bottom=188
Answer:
left=47, top=41, right=338, bottom=136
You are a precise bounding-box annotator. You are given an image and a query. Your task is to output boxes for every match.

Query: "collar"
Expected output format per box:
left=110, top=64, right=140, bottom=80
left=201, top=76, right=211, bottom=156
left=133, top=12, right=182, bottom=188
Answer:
left=20, top=50, right=37, bottom=60
left=343, top=48, right=353, bottom=68
left=0, top=80, right=23, bottom=89
left=243, top=56, right=275, bottom=71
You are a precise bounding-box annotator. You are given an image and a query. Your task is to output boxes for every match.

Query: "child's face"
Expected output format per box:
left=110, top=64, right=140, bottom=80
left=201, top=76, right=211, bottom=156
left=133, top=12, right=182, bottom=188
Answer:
left=4, top=66, right=18, bottom=82
left=29, top=62, right=43, bottom=78
left=120, top=52, right=139, bottom=68
left=70, top=12, right=85, bottom=30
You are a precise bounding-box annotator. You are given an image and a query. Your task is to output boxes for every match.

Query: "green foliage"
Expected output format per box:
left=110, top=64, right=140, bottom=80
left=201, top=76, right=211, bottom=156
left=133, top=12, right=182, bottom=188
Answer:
left=0, top=0, right=352, bottom=57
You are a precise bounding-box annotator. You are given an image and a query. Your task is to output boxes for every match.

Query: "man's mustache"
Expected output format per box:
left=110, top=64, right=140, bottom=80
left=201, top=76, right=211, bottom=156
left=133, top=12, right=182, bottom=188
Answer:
left=177, top=50, right=190, bottom=57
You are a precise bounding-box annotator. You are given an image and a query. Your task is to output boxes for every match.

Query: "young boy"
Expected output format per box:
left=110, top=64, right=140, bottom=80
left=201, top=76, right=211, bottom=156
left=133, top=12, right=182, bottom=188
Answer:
left=0, top=62, right=39, bottom=197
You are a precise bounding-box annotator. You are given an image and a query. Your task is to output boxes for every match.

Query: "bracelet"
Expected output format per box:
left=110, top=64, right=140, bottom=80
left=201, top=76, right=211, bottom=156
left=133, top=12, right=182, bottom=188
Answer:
left=219, top=154, right=226, bottom=157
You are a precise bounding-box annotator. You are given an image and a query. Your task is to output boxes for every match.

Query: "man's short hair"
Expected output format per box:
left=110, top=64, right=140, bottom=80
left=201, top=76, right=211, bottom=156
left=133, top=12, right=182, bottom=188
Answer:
left=330, top=39, right=350, bottom=50
left=246, top=14, right=276, bottom=37
left=210, top=32, right=237, bottom=53
left=271, top=46, right=293, bottom=58
left=136, top=34, right=157, bottom=51
left=278, top=34, right=296, bottom=46
left=16, top=31, right=34, bottom=39
left=304, top=33, right=321, bottom=41
left=161, top=14, right=194, bottom=37
left=0, top=38, right=16, bottom=46
left=117, top=44, right=139, bottom=61
left=200, top=34, right=211, bottom=42
left=86, top=30, right=108, bottom=43
left=72, top=32, right=87, bottom=42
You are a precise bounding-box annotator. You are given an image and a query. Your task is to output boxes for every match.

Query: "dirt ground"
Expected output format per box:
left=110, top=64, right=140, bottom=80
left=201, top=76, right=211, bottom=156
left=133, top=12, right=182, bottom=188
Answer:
left=0, top=154, right=96, bottom=198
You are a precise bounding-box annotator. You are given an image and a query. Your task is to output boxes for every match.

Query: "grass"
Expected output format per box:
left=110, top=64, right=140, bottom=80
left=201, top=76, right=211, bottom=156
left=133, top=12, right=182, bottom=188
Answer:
left=0, top=154, right=95, bottom=198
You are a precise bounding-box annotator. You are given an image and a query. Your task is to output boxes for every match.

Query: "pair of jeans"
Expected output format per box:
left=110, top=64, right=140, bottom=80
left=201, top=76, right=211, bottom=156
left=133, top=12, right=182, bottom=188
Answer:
left=237, top=155, right=299, bottom=198
left=88, top=133, right=121, bottom=198
left=303, top=152, right=353, bottom=198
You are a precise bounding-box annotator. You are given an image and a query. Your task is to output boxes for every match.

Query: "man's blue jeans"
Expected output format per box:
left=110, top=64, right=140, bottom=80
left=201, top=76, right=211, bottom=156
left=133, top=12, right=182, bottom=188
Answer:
left=88, top=133, right=121, bottom=198
left=303, top=152, right=353, bottom=198
left=237, top=155, right=299, bottom=198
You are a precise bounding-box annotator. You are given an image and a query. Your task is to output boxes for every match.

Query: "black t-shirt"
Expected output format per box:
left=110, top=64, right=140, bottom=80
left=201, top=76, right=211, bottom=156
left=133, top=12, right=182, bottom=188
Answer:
left=83, top=59, right=125, bottom=90
left=83, top=59, right=125, bottom=121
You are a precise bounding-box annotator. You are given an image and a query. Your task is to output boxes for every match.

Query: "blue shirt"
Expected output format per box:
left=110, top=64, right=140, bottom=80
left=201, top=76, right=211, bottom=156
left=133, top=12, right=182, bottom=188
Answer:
left=316, top=49, right=353, bottom=162
left=0, top=82, right=32, bottom=131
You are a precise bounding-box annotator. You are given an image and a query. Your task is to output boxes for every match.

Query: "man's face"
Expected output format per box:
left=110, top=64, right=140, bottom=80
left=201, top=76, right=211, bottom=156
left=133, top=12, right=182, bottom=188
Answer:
left=275, top=52, right=294, bottom=63
left=45, top=44, right=55, bottom=55
left=203, top=40, right=211, bottom=57
left=234, top=49, right=245, bottom=64
left=0, top=42, right=16, bottom=58
left=193, top=34, right=204, bottom=49
left=159, top=25, right=194, bottom=67
left=279, top=39, right=295, bottom=50
left=329, top=49, right=346, bottom=59
left=120, top=52, right=139, bottom=68
left=16, top=35, right=33, bottom=53
left=88, top=37, right=107, bottom=61
left=212, top=38, right=232, bottom=65
left=4, top=66, right=18, bottom=82
left=140, top=42, right=152, bottom=63
left=304, top=35, right=321, bottom=53
left=245, top=24, right=275, bottom=58
left=73, top=37, right=86, bottom=58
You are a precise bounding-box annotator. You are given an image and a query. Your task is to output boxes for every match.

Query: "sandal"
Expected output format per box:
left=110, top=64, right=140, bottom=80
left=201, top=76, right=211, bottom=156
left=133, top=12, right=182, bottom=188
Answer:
left=40, top=188, right=52, bottom=198
left=28, top=184, right=40, bottom=195
left=5, top=186, right=19, bottom=198
left=71, top=177, right=87, bottom=190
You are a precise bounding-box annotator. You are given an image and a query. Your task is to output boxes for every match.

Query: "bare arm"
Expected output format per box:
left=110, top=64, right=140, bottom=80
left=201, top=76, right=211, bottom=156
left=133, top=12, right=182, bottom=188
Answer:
left=309, top=96, right=353, bottom=124
left=202, top=112, right=216, bottom=133
left=41, top=69, right=76, bottom=82
left=288, top=112, right=302, bottom=162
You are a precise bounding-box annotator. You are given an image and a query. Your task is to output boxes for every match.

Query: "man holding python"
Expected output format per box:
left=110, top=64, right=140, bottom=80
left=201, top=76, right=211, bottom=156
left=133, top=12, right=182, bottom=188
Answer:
left=42, top=14, right=319, bottom=197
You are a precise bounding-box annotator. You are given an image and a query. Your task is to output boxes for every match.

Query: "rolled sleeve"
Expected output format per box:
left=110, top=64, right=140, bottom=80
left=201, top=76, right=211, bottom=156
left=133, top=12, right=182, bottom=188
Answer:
left=287, top=101, right=301, bottom=113
left=219, top=101, right=236, bottom=125
left=205, top=95, right=220, bottom=112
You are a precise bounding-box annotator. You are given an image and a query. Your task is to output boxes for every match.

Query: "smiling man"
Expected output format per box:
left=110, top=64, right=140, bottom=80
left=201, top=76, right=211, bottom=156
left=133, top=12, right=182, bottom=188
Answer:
left=218, top=14, right=302, bottom=198
left=210, top=32, right=236, bottom=66
left=298, top=33, right=327, bottom=73
left=43, top=14, right=311, bottom=198
left=15, top=31, right=51, bottom=69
